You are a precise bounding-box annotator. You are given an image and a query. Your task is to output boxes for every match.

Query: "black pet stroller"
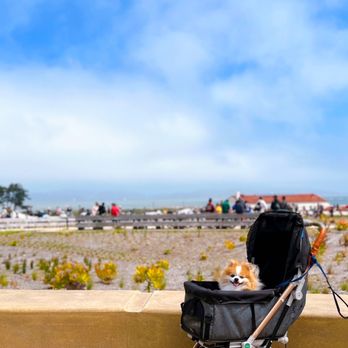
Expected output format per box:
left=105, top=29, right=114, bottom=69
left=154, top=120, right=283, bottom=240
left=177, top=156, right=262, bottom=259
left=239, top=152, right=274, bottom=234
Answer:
left=181, top=210, right=327, bottom=348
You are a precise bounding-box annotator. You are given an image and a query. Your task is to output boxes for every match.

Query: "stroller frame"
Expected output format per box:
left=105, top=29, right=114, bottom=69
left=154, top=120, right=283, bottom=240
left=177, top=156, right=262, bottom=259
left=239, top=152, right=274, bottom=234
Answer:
left=192, top=272, right=306, bottom=348
left=182, top=212, right=326, bottom=348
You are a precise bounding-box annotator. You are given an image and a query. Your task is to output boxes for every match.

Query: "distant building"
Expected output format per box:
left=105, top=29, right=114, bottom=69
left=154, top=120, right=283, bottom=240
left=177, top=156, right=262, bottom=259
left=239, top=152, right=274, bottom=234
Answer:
left=228, top=193, right=330, bottom=211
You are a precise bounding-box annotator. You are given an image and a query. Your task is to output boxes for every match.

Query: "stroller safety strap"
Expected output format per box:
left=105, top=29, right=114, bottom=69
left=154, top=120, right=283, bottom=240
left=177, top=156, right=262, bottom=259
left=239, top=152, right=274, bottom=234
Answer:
left=275, top=255, right=347, bottom=319
left=311, top=256, right=348, bottom=320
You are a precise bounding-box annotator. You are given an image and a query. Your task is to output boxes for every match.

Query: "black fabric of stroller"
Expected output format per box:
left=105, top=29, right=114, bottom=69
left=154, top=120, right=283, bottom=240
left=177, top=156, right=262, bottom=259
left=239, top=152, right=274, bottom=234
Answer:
left=247, top=211, right=311, bottom=289
left=181, top=211, right=311, bottom=345
left=181, top=280, right=306, bottom=342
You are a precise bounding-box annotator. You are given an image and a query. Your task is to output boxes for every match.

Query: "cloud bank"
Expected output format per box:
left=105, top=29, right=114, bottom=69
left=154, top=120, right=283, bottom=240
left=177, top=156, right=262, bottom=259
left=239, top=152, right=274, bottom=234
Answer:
left=0, top=0, right=348, bottom=195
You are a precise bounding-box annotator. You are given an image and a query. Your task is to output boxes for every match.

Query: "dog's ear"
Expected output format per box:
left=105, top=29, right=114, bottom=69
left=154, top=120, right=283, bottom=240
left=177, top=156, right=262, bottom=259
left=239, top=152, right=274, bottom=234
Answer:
left=242, top=262, right=260, bottom=276
left=241, top=262, right=251, bottom=273
left=228, top=259, right=237, bottom=267
left=249, top=263, right=260, bottom=277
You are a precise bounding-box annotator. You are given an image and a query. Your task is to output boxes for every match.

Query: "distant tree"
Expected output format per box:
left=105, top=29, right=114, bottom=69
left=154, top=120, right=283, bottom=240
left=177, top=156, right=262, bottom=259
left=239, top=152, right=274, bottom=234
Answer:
left=4, top=183, right=30, bottom=209
left=0, top=186, right=6, bottom=206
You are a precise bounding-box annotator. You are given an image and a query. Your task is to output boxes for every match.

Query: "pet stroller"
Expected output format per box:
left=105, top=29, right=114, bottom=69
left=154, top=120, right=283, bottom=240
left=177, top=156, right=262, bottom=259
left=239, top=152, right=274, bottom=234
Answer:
left=181, top=210, right=327, bottom=348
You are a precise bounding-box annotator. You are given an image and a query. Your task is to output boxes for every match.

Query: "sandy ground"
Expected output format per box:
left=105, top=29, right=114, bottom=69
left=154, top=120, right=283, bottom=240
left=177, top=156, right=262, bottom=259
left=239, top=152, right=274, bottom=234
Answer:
left=0, top=228, right=346, bottom=293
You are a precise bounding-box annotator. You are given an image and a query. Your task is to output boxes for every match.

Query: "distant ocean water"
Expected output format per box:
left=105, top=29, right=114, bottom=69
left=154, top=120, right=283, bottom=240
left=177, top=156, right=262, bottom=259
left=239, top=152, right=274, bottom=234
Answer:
left=325, top=196, right=348, bottom=206
left=28, top=191, right=209, bottom=210
left=26, top=193, right=348, bottom=210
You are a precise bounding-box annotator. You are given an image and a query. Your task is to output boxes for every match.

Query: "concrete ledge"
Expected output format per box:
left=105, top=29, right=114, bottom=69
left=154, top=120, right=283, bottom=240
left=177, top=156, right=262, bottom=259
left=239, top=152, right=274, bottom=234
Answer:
left=0, top=290, right=346, bottom=347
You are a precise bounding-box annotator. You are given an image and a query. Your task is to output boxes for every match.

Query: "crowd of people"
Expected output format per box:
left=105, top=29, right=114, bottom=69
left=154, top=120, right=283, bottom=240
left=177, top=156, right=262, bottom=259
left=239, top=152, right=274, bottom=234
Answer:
left=203, top=195, right=325, bottom=216
left=0, top=202, right=122, bottom=219
left=204, top=197, right=255, bottom=214
left=73, top=202, right=121, bottom=217
left=0, top=196, right=344, bottom=219
left=89, top=202, right=121, bottom=217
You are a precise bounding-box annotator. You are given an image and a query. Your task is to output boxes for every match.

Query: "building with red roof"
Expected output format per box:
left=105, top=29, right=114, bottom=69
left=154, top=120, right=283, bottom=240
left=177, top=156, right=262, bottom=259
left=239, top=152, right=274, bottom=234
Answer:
left=229, top=193, right=330, bottom=211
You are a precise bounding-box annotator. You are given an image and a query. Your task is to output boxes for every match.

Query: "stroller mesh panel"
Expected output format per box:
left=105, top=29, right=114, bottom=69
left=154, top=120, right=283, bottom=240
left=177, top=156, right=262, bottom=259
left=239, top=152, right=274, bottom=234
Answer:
left=247, top=211, right=310, bottom=288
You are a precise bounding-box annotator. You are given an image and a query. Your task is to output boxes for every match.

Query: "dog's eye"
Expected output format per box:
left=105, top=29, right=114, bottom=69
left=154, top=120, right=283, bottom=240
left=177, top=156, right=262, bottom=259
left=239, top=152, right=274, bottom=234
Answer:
left=230, top=274, right=235, bottom=277
left=239, top=276, right=244, bottom=279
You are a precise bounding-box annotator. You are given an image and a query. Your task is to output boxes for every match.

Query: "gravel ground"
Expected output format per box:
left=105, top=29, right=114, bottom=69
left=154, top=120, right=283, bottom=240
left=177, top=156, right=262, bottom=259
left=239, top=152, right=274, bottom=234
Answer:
left=0, top=228, right=346, bottom=293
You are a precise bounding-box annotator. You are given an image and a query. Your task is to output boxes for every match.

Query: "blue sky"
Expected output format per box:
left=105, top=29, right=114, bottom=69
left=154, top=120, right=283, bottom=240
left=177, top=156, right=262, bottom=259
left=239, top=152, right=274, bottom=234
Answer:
left=1, top=0, right=348, bottom=202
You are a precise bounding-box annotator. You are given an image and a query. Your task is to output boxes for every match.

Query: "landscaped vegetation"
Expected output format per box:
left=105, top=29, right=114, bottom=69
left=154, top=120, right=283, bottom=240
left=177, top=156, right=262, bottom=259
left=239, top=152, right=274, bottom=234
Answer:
left=0, top=227, right=345, bottom=293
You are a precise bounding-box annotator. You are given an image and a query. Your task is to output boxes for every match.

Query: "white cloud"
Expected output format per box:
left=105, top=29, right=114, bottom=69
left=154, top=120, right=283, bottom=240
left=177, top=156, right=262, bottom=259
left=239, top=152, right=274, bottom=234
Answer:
left=0, top=68, right=214, bottom=181
left=1, top=66, right=320, bottom=184
left=0, top=0, right=348, bottom=192
left=0, top=65, right=331, bottom=190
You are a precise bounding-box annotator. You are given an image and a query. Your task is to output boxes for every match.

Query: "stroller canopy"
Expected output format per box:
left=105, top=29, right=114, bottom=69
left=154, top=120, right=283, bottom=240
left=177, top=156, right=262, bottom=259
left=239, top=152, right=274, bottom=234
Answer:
left=247, top=211, right=311, bottom=289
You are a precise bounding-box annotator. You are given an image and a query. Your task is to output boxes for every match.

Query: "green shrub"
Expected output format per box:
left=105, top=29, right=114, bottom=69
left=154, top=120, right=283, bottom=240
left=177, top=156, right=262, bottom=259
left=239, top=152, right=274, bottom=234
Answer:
left=4, top=259, right=11, bottom=270
left=239, top=234, right=247, bottom=243
left=119, top=278, right=125, bottom=289
left=341, top=282, right=348, bottom=291
left=12, top=263, right=20, bottom=274
left=31, top=272, right=38, bottom=281
left=38, top=258, right=51, bottom=273
left=321, top=287, right=330, bottom=294
left=186, top=270, right=193, bottom=281
left=22, top=260, right=27, bottom=274
left=113, top=228, right=127, bottom=237
left=38, top=257, right=59, bottom=278
left=334, top=251, right=346, bottom=263
left=186, top=270, right=204, bottom=282
left=194, top=270, right=204, bottom=281
left=0, top=274, right=8, bottom=287
left=83, top=257, right=92, bottom=271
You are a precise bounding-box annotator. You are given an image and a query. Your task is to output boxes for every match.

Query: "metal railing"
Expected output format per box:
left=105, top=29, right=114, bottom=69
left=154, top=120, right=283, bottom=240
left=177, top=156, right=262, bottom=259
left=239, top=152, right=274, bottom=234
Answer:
left=0, top=213, right=258, bottom=231
left=75, top=213, right=258, bottom=230
left=0, top=217, right=75, bottom=231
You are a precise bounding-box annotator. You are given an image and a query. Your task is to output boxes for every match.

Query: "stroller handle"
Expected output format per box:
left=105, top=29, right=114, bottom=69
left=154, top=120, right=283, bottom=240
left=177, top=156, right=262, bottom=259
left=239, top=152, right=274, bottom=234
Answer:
left=304, top=220, right=327, bottom=257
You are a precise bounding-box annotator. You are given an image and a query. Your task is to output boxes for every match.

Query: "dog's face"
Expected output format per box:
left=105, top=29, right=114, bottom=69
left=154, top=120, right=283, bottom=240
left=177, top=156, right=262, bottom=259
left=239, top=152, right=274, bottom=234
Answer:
left=219, top=259, right=261, bottom=291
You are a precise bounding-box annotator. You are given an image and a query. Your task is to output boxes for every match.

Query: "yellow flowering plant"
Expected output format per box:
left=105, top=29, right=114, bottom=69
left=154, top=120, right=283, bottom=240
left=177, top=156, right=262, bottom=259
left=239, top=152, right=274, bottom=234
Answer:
left=224, top=240, right=235, bottom=250
left=133, top=260, right=169, bottom=292
left=336, top=219, right=348, bottom=231
left=155, top=259, right=169, bottom=270
left=44, top=260, right=92, bottom=290
left=95, top=261, right=117, bottom=284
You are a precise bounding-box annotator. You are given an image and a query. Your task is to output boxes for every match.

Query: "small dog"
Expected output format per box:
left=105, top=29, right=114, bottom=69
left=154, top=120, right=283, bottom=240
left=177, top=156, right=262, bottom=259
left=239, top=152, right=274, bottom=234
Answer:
left=219, top=259, right=263, bottom=291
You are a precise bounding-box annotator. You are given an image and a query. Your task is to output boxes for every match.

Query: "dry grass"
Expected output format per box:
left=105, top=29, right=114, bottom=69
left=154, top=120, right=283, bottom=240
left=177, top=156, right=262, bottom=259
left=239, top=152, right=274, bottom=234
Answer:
left=0, top=228, right=346, bottom=293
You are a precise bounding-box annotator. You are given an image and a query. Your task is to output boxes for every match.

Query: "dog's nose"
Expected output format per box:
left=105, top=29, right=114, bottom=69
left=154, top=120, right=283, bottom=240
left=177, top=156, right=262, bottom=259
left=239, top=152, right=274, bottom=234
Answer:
left=232, top=278, right=240, bottom=284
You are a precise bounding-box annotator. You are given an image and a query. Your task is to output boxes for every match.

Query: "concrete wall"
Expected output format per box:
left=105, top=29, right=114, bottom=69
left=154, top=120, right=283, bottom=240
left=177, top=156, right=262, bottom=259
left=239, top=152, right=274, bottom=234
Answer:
left=0, top=290, right=346, bottom=348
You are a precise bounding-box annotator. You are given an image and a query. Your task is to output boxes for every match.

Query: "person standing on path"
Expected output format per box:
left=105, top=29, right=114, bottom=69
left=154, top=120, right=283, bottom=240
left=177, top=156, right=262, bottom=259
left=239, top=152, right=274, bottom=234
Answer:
left=271, top=195, right=281, bottom=211
left=205, top=198, right=215, bottom=213
left=279, top=196, right=292, bottom=211
left=222, top=199, right=231, bottom=214
left=111, top=203, right=120, bottom=217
